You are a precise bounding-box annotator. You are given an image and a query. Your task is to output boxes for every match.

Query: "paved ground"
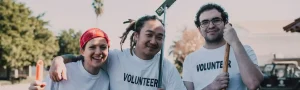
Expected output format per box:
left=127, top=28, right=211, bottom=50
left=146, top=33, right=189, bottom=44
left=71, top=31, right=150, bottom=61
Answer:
left=0, top=76, right=35, bottom=90
left=0, top=83, right=30, bottom=90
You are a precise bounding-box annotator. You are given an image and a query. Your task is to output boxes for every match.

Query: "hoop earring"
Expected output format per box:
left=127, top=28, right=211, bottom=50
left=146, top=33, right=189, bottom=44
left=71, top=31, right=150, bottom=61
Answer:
left=133, top=40, right=137, bottom=46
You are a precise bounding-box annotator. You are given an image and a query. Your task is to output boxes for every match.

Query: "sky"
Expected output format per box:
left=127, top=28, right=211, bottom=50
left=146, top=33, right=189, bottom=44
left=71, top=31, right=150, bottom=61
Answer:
left=16, top=0, right=300, bottom=63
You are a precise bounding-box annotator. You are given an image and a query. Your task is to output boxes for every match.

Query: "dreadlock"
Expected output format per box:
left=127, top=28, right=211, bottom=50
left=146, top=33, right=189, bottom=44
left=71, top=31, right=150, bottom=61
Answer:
left=120, top=15, right=163, bottom=55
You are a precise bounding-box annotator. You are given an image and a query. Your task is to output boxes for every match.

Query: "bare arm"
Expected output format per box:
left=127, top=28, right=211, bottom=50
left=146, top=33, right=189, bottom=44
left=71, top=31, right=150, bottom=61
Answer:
left=201, top=84, right=213, bottom=90
left=231, top=41, right=263, bottom=90
left=61, top=54, right=82, bottom=63
left=183, top=81, right=194, bottom=90
left=49, top=54, right=82, bottom=82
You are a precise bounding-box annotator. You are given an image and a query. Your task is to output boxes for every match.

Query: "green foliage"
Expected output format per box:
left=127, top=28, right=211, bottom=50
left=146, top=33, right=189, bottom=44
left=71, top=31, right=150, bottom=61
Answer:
left=0, top=0, right=59, bottom=69
left=57, top=29, right=82, bottom=56
left=92, top=0, right=104, bottom=17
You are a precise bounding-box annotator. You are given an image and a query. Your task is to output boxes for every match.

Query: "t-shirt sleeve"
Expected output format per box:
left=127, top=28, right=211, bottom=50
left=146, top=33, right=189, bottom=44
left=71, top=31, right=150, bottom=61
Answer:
left=164, top=60, right=187, bottom=90
left=182, top=55, right=193, bottom=82
left=44, top=75, right=59, bottom=90
left=105, top=49, right=119, bottom=71
left=244, top=45, right=258, bottom=65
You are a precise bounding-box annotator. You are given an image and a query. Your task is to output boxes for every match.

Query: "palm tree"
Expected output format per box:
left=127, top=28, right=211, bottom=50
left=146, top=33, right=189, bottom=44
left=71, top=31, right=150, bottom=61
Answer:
left=92, top=0, right=104, bottom=27
left=169, top=28, right=205, bottom=74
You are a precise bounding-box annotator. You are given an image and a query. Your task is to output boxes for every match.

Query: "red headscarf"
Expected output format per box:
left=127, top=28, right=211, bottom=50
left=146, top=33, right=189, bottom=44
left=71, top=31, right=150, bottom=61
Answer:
left=80, top=28, right=110, bottom=49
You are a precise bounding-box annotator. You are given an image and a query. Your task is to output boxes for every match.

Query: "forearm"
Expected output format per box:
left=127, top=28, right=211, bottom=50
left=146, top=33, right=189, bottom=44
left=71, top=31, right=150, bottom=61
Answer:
left=183, top=81, right=194, bottom=90
left=202, top=84, right=213, bottom=90
left=61, top=54, right=82, bottom=63
left=231, top=41, right=263, bottom=89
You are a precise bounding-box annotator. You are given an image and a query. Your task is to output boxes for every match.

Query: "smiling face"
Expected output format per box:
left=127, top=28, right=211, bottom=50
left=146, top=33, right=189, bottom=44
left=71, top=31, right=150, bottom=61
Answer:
left=134, top=19, right=165, bottom=57
left=80, top=37, right=108, bottom=68
left=198, top=9, right=225, bottom=43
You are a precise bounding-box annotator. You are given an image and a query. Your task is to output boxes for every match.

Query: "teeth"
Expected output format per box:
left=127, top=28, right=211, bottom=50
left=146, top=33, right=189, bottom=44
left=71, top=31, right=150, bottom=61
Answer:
left=93, top=55, right=103, bottom=60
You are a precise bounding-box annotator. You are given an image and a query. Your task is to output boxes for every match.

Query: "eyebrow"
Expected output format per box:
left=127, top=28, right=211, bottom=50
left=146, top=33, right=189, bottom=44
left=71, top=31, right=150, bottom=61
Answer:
left=157, top=33, right=164, bottom=37
left=212, top=17, right=222, bottom=20
left=201, top=17, right=222, bottom=22
left=146, top=30, right=154, bottom=33
left=146, top=30, right=164, bottom=36
left=90, top=43, right=108, bottom=46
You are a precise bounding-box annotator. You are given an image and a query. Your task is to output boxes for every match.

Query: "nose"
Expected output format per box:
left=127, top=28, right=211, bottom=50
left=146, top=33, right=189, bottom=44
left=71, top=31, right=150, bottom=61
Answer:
left=95, top=47, right=102, bottom=55
left=150, top=37, right=156, bottom=44
left=208, top=21, right=215, bottom=29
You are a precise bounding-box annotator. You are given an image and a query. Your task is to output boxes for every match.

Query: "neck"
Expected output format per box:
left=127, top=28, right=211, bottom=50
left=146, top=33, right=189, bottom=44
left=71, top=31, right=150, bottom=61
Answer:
left=133, top=48, right=154, bottom=60
left=82, top=60, right=101, bottom=75
left=203, top=39, right=226, bottom=49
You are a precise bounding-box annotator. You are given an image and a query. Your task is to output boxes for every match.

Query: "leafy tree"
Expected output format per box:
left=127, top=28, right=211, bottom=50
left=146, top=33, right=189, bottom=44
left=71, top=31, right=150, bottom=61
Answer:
left=169, top=28, right=205, bottom=74
left=0, top=0, right=59, bottom=69
left=57, top=29, right=82, bottom=56
left=92, top=0, right=104, bottom=26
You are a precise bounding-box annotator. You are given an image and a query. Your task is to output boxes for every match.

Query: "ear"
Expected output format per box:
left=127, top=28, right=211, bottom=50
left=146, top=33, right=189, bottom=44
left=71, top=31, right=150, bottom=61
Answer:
left=80, top=48, right=84, bottom=55
left=197, top=27, right=203, bottom=34
left=133, top=32, right=139, bottom=41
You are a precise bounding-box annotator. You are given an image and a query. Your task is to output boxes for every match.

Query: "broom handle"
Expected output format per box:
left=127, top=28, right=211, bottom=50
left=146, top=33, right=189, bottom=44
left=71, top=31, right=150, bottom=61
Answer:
left=222, top=43, right=230, bottom=90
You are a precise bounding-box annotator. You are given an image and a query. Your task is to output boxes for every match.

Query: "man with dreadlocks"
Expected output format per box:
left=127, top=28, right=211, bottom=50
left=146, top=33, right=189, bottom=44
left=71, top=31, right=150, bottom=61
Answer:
left=47, top=15, right=187, bottom=90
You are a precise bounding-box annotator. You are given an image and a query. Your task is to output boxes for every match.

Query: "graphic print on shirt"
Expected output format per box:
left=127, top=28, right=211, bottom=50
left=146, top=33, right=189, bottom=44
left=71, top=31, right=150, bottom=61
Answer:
left=123, top=73, right=159, bottom=88
left=196, top=60, right=231, bottom=72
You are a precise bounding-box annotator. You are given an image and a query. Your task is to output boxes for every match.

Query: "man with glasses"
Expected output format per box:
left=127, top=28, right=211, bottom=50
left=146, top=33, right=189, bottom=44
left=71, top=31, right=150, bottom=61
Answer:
left=182, top=3, right=263, bottom=90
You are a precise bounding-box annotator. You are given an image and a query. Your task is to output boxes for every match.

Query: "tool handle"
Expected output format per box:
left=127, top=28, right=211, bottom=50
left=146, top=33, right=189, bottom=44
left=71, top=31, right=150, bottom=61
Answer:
left=222, top=43, right=230, bottom=90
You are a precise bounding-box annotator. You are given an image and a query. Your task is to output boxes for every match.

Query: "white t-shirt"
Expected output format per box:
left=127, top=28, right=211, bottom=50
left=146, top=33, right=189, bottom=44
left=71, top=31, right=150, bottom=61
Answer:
left=45, top=60, right=109, bottom=90
left=182, top=45, right=258, bottom=90
left=105, top=48, right=187, bottom=90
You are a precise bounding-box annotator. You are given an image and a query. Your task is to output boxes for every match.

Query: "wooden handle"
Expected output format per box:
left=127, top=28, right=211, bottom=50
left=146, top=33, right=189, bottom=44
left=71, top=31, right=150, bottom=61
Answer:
left=36, top=60, right=44, bottom=81
left=222, top=43, right=230, bottom=90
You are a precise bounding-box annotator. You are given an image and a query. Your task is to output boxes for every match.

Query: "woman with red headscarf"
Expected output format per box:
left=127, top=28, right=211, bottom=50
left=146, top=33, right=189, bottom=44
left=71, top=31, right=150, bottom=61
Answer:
left=28, top=28, right=110, bottom=90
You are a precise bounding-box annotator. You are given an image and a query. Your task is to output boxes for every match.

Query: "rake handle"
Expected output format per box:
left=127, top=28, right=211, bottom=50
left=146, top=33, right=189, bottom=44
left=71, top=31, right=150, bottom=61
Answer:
left=222, top=43, right=230, bottom=90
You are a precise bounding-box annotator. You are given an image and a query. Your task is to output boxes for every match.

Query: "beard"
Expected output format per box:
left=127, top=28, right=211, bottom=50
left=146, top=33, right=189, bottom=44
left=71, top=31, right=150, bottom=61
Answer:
left=204, top=33, right=223, bottom=44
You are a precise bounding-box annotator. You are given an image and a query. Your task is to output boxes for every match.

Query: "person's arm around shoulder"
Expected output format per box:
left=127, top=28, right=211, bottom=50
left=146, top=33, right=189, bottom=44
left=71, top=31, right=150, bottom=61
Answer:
left=49, top=54, right=82, bottom=82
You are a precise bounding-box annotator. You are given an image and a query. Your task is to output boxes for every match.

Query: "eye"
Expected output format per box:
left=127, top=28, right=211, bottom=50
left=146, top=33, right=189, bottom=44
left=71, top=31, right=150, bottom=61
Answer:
left=212, top=18, right=223, bottom=25
left=100, top=45, right=107, bottom=50
left=89, top=46, right=96, bottom=49
left=201, top=21, right=209, bottom=25
left=156, top=36, right=163, bottom=40
left=212, top=18, right=222, bottom=22
left=146, top=34, right=152, bottom=37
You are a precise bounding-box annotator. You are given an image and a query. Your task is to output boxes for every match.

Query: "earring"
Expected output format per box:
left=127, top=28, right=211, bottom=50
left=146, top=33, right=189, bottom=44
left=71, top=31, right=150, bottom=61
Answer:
left=134, top=40, right=137, bottom=45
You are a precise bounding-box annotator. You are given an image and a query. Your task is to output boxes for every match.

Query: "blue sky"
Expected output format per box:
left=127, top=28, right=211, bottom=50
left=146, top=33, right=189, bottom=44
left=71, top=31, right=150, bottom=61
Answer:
left=16, top=0, right=300, bottom=62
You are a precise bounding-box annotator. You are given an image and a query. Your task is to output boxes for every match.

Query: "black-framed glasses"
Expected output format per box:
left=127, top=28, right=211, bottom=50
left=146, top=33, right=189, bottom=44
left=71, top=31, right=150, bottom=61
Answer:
left=200, top=18, right=223, bottom=28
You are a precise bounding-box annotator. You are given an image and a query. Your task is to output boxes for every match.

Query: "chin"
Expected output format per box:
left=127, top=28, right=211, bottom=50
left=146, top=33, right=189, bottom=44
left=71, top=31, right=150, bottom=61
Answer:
left=91, top=63, right=104, bottom=68
left=146, top=51, right=158, bottom=56
left=91, top=60, right=104, bottom=67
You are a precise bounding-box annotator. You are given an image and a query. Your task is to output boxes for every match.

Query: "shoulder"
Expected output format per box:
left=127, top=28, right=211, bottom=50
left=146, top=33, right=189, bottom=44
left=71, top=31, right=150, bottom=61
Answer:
left=159, top=56, right=177, bottom=72
left=100, top=69, right=110, bottom=80
left=65, top=61, right=79, bottom=69
left=108, top=48, right=131, bottom=57
left=108, top=49, right=121, bottom=55
left=107, top=49, right=122, bottom=62
left=184, top=48, right=204, bottom=63
left=242, top=45, right=254, bottom=50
